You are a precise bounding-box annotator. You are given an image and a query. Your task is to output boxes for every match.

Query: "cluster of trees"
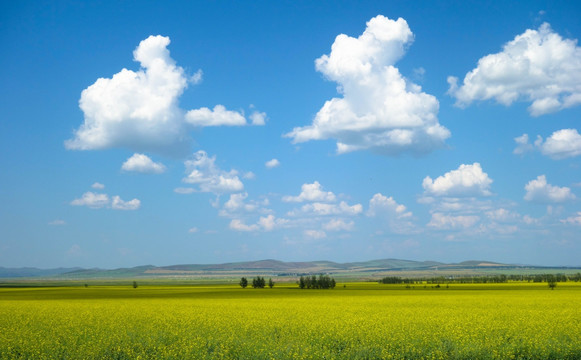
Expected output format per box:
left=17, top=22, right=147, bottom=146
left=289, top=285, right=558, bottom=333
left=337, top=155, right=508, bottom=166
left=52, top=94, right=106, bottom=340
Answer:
left=239, top=277, right=274, bottom=288
left=379, top=277, right=414, bottom=284
left=298, top=275, right=336, bottom=289
left=380, top=273, right=581, bottom=285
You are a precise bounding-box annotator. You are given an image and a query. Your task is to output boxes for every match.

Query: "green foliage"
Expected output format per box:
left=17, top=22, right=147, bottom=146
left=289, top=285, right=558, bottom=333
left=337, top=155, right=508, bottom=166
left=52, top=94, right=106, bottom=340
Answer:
left=298, top=274, right=336, bottom=289
left=239, top=277, right=248, bottom=288
left=132, top=281, right=138, bottom=288
left=268, top=278, right=274, bottom=288
left=252, top=276, right=265, bottom=288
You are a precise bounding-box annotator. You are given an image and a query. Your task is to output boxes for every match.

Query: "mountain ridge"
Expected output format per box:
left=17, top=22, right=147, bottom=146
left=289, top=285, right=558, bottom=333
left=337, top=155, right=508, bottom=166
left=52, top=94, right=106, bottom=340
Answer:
left=2, top=259, right=577, bottom=279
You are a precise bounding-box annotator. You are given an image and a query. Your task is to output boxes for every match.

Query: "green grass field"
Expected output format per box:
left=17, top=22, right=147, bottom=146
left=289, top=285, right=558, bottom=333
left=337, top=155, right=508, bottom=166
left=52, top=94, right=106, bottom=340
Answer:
left=1, top=282, right=580, bottom=359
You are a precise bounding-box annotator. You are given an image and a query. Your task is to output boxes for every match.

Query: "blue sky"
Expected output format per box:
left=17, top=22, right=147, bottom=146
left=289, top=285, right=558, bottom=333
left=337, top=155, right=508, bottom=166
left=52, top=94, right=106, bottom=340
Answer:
left=1, top=1, right=580, bottom=268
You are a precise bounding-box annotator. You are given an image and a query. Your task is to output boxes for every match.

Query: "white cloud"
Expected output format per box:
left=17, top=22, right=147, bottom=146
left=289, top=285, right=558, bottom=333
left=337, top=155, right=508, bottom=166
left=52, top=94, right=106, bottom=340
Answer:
left=265, top=159, right=280, bottom=169
left=185, top=105, right=246, bottom=127
left=228, top=215, right=287, bottom=232
left=71, top=192, right=110, bottom=209
left=71, top=191, right=140, bottom=210
left=219, top=193, right=270, bottom=216
left=514, top=129, right=581, bottom=159
left=174, top=187, right=195, bottom=194
left=258, top=215, right=288, bottom=231
left=448, top=23, right=581, bottom=116
left=428, top=213, right=480, bottom=229
left=367, top=193, right=411, bottom=217
left=323, top=218, right=354, bottom=231
left=243, top=171, right=256, bottom=180
left=67, top=244, right=82, bottom=257
left=538, top=129, right=581, bottom=159
left=290, top=201, right=363, bottom=216
left=513, top=134, right=534, bottom=155
left=48, top=220, right=66, bottom=226
left=65, top=35, right=191, bottom=154
left=91, top=182, right=105, bottom=190
left=249, top=111, right=267, bottom=126
left=111, top=196, right=141, bottom=210
left=182, top=150, right=244, bottom=194
left=229, top=219, right=259, bottom=232
left=485, top=208, right=520, bottom=222
left=561, top=212, right=581, bottom=225
left=304, top=229, right=327, bottom=239
left=188, top=227, right=199, bottom=233
left=284, top=15, right=449, bottom=155
left=121, top=153, right=166, bottom=173
left=524, top=175, right=576, bottom=203
left=282, top=181, right=336, bottom=203
left=367, top=193, right=415, bottom=234
left=422, top=163, right=493, bottom=197
left=65, top=35, right=261, bottom=155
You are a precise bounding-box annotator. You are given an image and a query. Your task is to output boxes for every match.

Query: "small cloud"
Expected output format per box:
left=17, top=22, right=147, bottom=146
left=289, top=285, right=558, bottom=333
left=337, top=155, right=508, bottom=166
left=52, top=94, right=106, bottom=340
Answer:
left=283, top=181, right=336, bottom=203
left=265, top=159, right=280, bottom=169
left=229, top=219, right=260, bottom=232
left=191, top=69, right=203, bottom=84
left=111, top=196, right=141, bottom=210
left=428, top=213, right=480, bottom=229
left=524, top=175, right=576, bottom=203
left=422, top=163, right=493, bottom=197
left=304, top=229, right=327, bottom=239
left=249, top=111, right=267, bottom=126
left=48, top=220, right=66, bottom=226
left=182, top=150, right=244, bottom=194
left=121, top=153, right=166, bottom=174
left=561, top=212, right=581, bottom=225
left=174, top=187, right=195, bottom=194
left=323, top=218, right=354, bottom=231
left=537, top=129, right=581, bottom=159
left=513, top=134, right=534, bottom=155
left=243, top=171, right=256, bottom=180
left=188, top=227, right=199, bottom=233
left=185, top=105, right=246, bottom=127
left=66, top=244, right=82, bottom=257
left=71, top=192, right=110, bottom=209
left=91, top=182, right=105, bottom=190
left=72, top=191, right=140, bottom=210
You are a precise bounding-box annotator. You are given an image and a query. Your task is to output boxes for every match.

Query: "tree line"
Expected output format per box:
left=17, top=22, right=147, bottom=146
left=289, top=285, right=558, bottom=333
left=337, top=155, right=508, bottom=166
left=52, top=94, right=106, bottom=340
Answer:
left=299, top=275, right=336, bottom=289
left=239, top=277, right=274, bottom=288
left=379, top=273, right=581, bottom=285
left=238, top=275, right=337, bottom=289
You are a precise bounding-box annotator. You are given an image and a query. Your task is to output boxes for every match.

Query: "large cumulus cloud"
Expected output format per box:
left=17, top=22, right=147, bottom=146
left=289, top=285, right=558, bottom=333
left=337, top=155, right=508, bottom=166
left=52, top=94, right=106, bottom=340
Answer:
left=285, top=15, right=450, bottom=155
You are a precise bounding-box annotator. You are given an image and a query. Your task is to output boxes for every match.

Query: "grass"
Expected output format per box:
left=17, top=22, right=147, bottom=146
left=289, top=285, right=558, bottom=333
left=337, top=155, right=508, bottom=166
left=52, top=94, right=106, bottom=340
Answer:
left=1, top=282, right=580, bottom=359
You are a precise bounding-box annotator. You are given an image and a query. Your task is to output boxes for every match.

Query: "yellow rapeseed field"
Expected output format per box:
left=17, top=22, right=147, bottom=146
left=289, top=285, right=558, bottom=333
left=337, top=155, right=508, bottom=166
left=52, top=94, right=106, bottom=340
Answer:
left=0, top=282, right=580, bottom=359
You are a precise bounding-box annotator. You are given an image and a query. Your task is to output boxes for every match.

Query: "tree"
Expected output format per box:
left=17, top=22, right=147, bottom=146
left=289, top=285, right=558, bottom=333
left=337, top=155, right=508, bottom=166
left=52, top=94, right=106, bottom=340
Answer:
left=239, top=277, right=248, bottom=288
left=547, top=275, right=557, bottom=290
left=252, top=276, right=265, bottom=288
left=132, top=281, right=138, bottom=288
left=299, top=276, right=305, bottom=289
left=268, top=278, right=274, bottom=288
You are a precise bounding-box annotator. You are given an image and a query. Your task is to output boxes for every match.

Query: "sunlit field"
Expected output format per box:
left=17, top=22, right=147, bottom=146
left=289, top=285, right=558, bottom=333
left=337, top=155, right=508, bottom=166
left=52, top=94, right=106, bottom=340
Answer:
left=1, top=282, right=580, bottom=359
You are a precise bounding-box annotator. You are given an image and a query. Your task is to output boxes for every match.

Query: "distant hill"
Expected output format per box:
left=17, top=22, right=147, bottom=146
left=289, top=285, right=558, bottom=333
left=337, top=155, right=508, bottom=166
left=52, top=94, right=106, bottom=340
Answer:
left=1, top=259, right=577, bottom=281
